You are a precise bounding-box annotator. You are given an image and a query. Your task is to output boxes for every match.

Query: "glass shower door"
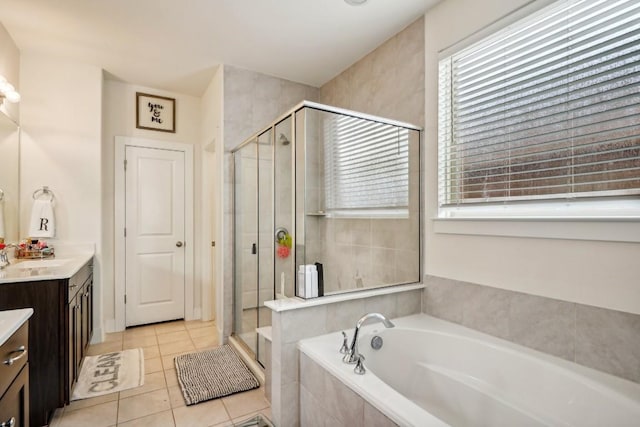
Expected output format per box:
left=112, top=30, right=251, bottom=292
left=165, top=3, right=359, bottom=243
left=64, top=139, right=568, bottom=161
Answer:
left=234, top=138, right=259, bottom=356
left=256, top=129, right=273, bottom=367
left=233, top=128, right=273, bottom=362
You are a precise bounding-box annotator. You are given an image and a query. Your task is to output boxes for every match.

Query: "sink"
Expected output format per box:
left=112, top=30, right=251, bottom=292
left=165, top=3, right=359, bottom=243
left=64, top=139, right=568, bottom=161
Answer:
left=9, top=259, right=72, bottom=269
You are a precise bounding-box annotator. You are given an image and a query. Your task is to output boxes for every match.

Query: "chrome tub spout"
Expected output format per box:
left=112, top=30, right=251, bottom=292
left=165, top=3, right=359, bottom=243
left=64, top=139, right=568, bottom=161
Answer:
left=343, top=313, right=394, bottom=366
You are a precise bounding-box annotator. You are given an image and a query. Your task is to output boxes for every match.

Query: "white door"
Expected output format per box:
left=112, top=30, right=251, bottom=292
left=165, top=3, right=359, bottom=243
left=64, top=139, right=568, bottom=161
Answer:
left=125, top=145, right=185, bottom=327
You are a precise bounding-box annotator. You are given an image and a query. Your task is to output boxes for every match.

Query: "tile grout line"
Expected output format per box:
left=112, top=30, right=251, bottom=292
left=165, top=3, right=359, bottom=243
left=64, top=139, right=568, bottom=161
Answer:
left=60, top=320, right=247, bottom=427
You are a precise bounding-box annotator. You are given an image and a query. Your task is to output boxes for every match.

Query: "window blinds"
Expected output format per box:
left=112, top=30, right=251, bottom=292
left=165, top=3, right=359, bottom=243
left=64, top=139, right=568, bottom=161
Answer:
left=438, top=0, right=640, bottom=206
left=324, top=114, right=409, bottom=212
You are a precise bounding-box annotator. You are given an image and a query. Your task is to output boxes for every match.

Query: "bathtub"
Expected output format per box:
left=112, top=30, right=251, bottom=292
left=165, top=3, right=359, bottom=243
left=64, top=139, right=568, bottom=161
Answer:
left=297, top=314, right=640, bottom=426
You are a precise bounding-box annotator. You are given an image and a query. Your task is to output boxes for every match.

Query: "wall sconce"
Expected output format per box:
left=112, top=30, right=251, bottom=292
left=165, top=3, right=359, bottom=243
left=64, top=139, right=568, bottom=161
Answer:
left=0, top=75, right=20, bottom=103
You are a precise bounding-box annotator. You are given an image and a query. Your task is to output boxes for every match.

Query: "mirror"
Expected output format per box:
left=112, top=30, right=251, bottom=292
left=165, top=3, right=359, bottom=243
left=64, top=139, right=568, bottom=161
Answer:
left=296, top=106, right=420, bottom=295
left=0, top=110, right=20, bottom=243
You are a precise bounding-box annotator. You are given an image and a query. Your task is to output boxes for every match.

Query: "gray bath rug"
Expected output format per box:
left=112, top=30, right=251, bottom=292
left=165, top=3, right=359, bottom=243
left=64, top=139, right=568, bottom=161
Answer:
left=72, top=348, right=145, bottom=400
left=175, top=345, right=260, bottom=405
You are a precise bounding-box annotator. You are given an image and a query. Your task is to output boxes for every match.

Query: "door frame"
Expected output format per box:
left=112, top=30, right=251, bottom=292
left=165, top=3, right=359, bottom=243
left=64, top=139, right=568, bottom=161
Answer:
left=114, top=136, right=194, bottom=331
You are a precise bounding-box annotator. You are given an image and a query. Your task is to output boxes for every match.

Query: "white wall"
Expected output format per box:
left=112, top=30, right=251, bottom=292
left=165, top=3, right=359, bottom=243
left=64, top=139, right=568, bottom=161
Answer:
left=101, top=79, right=202, bottom=331
left=19, top=52, right=104, bottom=332
left=200, top=66, right=224, bottom=329
left=423, top=0, right=640, bottom=315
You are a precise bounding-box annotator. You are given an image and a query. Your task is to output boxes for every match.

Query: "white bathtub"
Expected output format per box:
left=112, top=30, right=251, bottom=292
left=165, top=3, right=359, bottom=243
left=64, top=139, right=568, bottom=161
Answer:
left=297, top=314, right=640, bottom=427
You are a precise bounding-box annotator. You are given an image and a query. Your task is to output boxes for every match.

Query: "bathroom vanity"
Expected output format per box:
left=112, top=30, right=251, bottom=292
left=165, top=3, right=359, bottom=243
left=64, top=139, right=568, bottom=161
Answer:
left=0, top=254, right=93, bottom=427
left=0, top=309, right=32, bottom=427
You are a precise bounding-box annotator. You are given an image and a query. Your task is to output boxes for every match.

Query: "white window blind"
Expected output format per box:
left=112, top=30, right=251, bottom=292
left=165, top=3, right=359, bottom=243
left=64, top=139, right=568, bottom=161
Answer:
left=324, top=114, right=410, bottom=215
left=438, top=0, right=640, bottom=207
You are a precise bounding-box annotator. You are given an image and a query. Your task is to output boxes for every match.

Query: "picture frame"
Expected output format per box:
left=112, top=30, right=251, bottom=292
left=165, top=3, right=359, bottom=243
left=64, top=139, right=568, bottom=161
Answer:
left=136, top=92, right=176, bottom=133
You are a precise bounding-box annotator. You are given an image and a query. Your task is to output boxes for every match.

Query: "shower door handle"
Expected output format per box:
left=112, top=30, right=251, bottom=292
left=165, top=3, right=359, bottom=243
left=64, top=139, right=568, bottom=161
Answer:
left=252, top=243, right=257, bottom=254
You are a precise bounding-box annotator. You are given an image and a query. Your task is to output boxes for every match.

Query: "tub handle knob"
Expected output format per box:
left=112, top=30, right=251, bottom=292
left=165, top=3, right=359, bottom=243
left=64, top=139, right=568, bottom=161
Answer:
left=354, top=354, right=366, bottom=375
left=339, top=331, right=349, bottom=354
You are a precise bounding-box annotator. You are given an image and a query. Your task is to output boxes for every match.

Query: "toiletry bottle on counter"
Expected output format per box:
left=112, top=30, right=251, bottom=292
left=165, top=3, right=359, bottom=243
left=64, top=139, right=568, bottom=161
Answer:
left=315, top=262, right=324, bottom=297
left=298, top=264, right=320, bottom=299
left=297, top=265, right=306, bottom=298
left=305, top=264, right=317, bottom=298
left=311, top=265, right=318, bottom=297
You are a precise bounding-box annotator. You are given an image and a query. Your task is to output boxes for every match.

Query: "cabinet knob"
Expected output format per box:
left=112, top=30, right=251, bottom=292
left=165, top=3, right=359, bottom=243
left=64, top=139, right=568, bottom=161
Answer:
left=176, top=241, right=183, bottom=247
left=0, top=417, right=15, bottom=427
left=2, top=345, right=26, bottom=366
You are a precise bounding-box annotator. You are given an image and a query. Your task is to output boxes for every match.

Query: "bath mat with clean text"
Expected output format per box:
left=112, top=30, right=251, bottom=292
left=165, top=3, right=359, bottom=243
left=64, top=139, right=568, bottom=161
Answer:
left=71, top=348, right=145, bottom=400
left=175, top=345, right=260, bottom=405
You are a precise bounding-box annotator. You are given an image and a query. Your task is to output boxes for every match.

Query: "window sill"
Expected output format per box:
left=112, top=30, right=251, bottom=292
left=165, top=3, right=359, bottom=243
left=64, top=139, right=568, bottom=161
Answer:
left=432, top=216, right=640, bottom=243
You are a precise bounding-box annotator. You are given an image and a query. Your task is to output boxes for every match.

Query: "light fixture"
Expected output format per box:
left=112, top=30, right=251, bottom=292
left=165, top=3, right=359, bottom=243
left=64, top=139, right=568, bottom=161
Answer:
left=0, top=75, right=20, bottom=104
left=344, top=0, right=368, bottom=5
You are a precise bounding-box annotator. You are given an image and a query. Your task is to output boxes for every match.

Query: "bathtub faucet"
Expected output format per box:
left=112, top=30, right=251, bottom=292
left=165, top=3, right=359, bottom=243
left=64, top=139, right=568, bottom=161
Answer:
left=343, top=312, right=395, bottom=366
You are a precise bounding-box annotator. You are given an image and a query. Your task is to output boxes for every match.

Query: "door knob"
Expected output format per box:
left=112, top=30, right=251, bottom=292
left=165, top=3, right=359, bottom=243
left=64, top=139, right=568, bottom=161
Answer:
left=176, top=241, right=183, bottom=247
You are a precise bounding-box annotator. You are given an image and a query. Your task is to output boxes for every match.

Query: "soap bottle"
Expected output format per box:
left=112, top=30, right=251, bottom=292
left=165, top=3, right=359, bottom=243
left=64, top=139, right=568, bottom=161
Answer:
left=297, top=265, right=306, bottom=298
left=305, top=264, right=318, bottom=298
left=315, top=262, right=324, bottom=297
left=311, top=265, right=318, bottom=298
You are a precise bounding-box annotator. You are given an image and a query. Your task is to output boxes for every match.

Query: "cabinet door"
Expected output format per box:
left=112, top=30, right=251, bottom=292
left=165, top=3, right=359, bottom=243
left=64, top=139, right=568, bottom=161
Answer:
left=87, top=279, right=93, bottom=347
left=68, top=295, right=78, bottom=395
left=81, top=279, right=93, bottom=355
left=0, top=364, right=29, bottom=427
left=68, top=293, right=84, bottom=394
left=0, top=279, right=64, bottom=427
left=74, top=299, right=82, bottom=382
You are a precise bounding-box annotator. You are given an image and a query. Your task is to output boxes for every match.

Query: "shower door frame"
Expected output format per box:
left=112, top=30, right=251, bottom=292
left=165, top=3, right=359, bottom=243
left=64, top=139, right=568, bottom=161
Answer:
left=231, top=127, right=276, bottom=364
left=230, top=100, right=422, bottom=361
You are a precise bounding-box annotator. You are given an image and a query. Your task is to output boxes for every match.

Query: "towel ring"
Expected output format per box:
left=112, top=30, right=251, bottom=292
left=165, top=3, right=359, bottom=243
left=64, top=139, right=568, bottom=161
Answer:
left=32, top=186, right=55, bottom=201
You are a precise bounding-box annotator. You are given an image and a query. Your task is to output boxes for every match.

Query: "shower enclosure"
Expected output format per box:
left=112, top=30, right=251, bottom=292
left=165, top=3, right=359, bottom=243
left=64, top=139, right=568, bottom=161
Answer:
left=232, top=101, right=421, bottom=366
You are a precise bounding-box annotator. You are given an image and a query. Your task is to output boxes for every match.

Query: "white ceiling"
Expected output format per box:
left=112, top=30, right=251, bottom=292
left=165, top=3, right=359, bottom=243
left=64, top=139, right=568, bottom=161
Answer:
left=0, top=0, right=439, bottom=96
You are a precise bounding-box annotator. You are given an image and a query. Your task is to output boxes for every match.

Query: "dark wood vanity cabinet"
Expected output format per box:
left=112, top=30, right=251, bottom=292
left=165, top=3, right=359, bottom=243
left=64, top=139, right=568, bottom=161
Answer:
left=0, top=322, right=30, bottom=427
left=67, top=272, right=92, bottom=395
left=0, top=261, right=93, bottom=427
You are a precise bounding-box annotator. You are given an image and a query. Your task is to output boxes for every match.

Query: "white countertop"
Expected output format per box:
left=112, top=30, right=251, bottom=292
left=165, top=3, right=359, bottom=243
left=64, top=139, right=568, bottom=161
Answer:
left=0, top=308, right=33, bottom=346
left=264, top=283, right=425, bottom=312
left=0, top=246, right=94, bottom=284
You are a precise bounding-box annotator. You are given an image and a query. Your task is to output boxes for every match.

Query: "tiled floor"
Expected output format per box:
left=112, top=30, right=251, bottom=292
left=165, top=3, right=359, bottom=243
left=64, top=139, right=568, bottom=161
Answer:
left=50, top=320, right=271, bottom=427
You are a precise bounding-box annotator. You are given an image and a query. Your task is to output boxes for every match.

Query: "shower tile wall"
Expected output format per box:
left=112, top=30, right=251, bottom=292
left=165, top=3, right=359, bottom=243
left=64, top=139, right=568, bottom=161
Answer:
left=311, top=17, right=424, bottom=295
left=306, top=218, right=420, bottom=293
left=308, top=148, right=420, bottom=293
left=319, top=16, right=425, bottom=129
left=270, top=15, right=426, bottom=426
left=223, top=65, right=319, bottom=339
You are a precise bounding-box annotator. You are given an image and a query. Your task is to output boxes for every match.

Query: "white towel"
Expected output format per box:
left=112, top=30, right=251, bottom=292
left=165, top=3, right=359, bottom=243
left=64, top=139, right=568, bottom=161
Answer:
left=29, top=199, right=55, bottom=238
left=0, top=201, right=5, bottom=239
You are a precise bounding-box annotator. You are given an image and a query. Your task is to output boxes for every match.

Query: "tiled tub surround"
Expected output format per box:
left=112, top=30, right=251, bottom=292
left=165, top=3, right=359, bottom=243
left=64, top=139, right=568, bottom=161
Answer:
left=267, top=285, right=423, bottom=427
left=299, top=352, right=401, bottom=427
left=424, top=275, right=640, bottom=384
left=298, top=314, right=640, bottom=427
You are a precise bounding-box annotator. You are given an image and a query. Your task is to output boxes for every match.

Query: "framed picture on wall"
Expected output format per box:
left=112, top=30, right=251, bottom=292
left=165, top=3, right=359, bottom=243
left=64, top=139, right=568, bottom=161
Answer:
left=136, top=92, right=176, bottom=133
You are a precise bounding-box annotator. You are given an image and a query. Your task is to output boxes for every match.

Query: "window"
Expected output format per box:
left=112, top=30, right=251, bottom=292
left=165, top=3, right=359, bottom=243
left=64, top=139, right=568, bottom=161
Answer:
left=323, top=114, right=410, bottom=217
left=438, top=0, right=640, bottom=216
